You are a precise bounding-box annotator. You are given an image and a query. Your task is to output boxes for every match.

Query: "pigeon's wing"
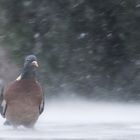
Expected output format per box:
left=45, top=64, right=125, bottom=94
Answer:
left=36, top=81, right=45, bottom=115
left=0, top=85, right=7, bottom=118
left=0, top=85, right=4, bottom=114
left=39, top=94, right=45, bottom=114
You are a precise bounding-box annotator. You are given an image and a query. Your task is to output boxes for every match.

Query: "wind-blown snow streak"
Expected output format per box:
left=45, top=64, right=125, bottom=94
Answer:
left=0, top=100, right=140, bottom=140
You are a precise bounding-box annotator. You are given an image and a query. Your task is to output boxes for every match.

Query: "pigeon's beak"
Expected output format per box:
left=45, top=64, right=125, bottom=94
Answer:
left=31, top=61, right=39, bottom=67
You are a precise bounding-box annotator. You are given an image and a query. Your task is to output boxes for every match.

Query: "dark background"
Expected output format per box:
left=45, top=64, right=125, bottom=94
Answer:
left=0, top=0, right=140, bottom=101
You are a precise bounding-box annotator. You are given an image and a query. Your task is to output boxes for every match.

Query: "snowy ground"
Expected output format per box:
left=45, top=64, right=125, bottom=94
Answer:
left=0, top=100, right=140, bottom=140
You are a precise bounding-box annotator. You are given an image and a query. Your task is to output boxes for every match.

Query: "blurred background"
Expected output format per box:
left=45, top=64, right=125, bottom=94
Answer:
left=0, top=0, right=140, bottom=101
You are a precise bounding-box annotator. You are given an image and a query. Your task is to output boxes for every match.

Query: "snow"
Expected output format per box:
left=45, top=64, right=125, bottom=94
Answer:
left=0, top=100, right=140, bottom=140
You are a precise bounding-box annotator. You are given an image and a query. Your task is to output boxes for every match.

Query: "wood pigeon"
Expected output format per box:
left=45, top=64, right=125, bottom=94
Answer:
left=0, top=55, right=44, bottom=128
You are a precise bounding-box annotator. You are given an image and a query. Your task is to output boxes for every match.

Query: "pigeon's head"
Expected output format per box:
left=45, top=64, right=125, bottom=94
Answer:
left=16, top=55, right=39, bottom=81
left=24, top=55, right=39, bottom=69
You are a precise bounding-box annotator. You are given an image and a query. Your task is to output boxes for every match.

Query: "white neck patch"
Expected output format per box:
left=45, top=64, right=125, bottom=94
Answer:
left=16, top=74, right=22, bottom=81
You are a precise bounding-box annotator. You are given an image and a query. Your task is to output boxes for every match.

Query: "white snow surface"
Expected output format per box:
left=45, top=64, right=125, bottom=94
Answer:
left=0, top=100, right=140, bottom=140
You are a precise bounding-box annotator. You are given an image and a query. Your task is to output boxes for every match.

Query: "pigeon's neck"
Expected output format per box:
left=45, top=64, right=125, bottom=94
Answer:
left=21, top=67, right=37, bottom=79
